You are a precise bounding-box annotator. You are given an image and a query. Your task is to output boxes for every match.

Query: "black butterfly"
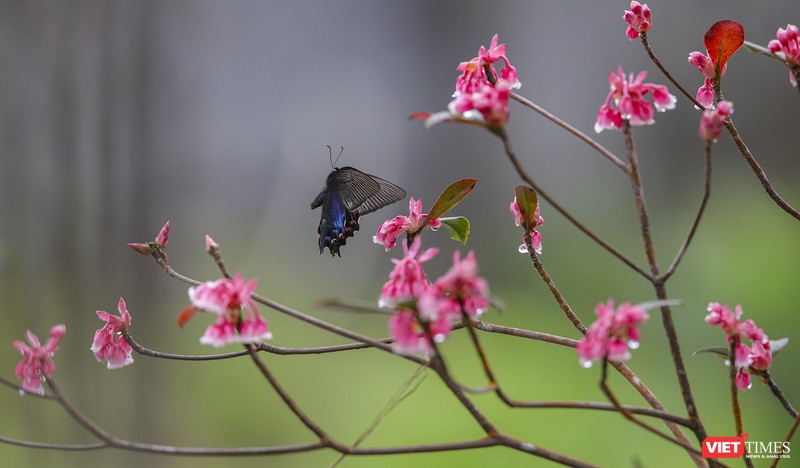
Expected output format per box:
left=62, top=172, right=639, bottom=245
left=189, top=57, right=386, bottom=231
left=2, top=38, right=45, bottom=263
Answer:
left=311, top=158, right=406, bottom=257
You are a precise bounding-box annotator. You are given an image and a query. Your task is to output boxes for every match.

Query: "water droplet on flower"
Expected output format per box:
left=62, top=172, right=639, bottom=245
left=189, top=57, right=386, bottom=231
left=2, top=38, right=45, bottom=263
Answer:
left=581, top=360, right=593, bottom=369
left=434, top=333, right=446, bottom=343
left=475, top=307, right=486, bottom=316
left=629, top=340, right=640, bottom=350
left=518, top=243, right=528, bottom=254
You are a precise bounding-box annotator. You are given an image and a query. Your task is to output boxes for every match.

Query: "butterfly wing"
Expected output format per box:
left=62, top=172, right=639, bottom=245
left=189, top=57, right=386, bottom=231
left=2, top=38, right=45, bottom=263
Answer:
left=310, top=187, right=326, bottom=210
left=312, top=166, right=406, bottom=257
left=326, top=167, right=406, bottom=214
left=354, top=175, right=407, bottom=215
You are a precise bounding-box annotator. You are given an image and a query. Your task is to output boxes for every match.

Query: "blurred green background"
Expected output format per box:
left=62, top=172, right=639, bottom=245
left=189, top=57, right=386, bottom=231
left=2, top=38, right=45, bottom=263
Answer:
left=1, top=1, right=799, bottom=467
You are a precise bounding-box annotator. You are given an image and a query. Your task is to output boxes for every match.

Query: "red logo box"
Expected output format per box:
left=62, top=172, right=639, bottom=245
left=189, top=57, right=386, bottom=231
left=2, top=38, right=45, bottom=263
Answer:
left=703, top=434, right=748, bottom=458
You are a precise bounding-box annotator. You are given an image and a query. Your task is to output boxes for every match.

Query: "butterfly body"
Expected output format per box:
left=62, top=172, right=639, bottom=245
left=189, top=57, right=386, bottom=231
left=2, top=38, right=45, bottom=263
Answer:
left=311, top=166, right=405, bottom=257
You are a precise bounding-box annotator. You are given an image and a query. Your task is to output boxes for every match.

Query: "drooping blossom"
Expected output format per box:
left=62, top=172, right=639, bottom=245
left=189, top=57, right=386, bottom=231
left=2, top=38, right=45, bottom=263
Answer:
left=91, top=297, right=134, bottom=369
left=448, top=34, right=520, bottom=127
left=698, top=100, right=733, bottom=142
left=13, top=325, right=66, bottom=395
left=768, top=24, right=800, bottom=86
left=594, top=67, right=676, bottom=133
left=705, top=302, right=772, bottom=390
left=185, top=273, right=272, bottom=348
left=576, top=300, right=648, bottom=368
left=374, top=198, right=441, bottom=251
left=389, top=309, right=454, bottom=355
left=622, top=2, right=652, bottom=40
left=688, top=51, right=727, bottom=108
left=449, top=81, right=512, bottom=127
left=419, top=250, right=490, bottom=322
left=510, top=196, right=544, bottom=254
left=379, top=237, right=438, bottom=309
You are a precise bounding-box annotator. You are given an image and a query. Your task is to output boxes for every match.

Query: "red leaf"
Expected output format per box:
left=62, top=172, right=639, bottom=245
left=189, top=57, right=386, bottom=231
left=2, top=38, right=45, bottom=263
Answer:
left=409, top=112, right=432, bottom=120
left=178, top=306, right=199, bottom=328
left=704, top=20, right=744, bottom=75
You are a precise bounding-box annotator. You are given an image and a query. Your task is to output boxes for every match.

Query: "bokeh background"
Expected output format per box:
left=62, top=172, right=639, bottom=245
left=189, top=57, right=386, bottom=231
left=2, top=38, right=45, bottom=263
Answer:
left=1, top=1, right=799, bottom=467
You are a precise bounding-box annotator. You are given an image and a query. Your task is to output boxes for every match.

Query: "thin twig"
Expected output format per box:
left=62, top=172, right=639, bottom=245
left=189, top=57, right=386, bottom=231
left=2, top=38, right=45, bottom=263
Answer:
left=509, top=92, right=629, bottom=173
left=524, top=234, right=587, bottom=334
left=0, top=436, right=106, bottom=451
left=640, top=33, right=705, bottom=109
left=423, top=322, right=593, bottom=467
left=40, top=376, right=508, bottom=457
left=640, top=32, right=800, bottom=221
left=462, top=314, right=692, bottom=429
left=770, top=411, right=800, bottom=468
left=723, top=119, right=800, bottom=221
left=0, top=376, right=57, bottom=400
left=661, top=141, right=713, bottom=282
left=124, top=330, right=398, bottom=360
left=623, top=123, right=709, bottom=458
left=244, top=344, right=338, bottom=446
left=728, top=342, right=755, bottom=468
left=472, top=320, right=578, bottom=347
left=623, top=123, right=658, bottom=277
left=599, top=360, right=704, bottom=457
left=148, top=249, right=428, bottom=366
left=759, top=371, right=799, bottom=418
left=496, top=127, right=650, bottom=279
left=472, top=320, right=701, bottom=452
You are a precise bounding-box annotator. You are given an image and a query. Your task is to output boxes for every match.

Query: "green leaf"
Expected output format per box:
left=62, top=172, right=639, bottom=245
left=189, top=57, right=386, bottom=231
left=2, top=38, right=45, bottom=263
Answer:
left=694, top=339, right=788, bottom=360
left=419, top=178, right=478, bottom=231
left=439, top=216, right=471, bottom=245
left=693, top=346, right=729, bottom=359
left=513, top=185, right=539, bottom=231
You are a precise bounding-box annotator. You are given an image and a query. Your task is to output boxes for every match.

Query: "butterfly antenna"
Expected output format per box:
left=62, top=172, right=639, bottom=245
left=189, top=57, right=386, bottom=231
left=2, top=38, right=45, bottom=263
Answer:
left=327, top=145, right=334, bottom=169
left=333, top=146, right=344, bottom=168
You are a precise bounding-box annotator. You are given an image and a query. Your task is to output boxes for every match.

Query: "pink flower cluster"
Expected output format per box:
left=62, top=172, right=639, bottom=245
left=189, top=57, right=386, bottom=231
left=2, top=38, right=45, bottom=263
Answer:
left=688, top=51, right=726, bottom=108
left=510, top=196, right=544, bottom=254
left=91, top=297, right=134, bottom=369
left=13, top=325, right=66, bottom=395
left=594, top=67, right=676, bottom=133
left=705, top=303, right=772, bottom=390
left=420, top=250, right=490, bottom=320
left=576, top=300, right=648, bottom=368
left=448, top=34, right=521, bottom=127
left=698, top=100, right=733, bottom=142
left=380, top=238, right=489, bottom=355
left=374, top=198, right=441, bottom=251
left=187, top=273, right=272, bottom=348
left=379, top=238, right=438, bottom=310
left=768, top=24, right=800, bottom=86
left=622, top=2, right=652, bottom=40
